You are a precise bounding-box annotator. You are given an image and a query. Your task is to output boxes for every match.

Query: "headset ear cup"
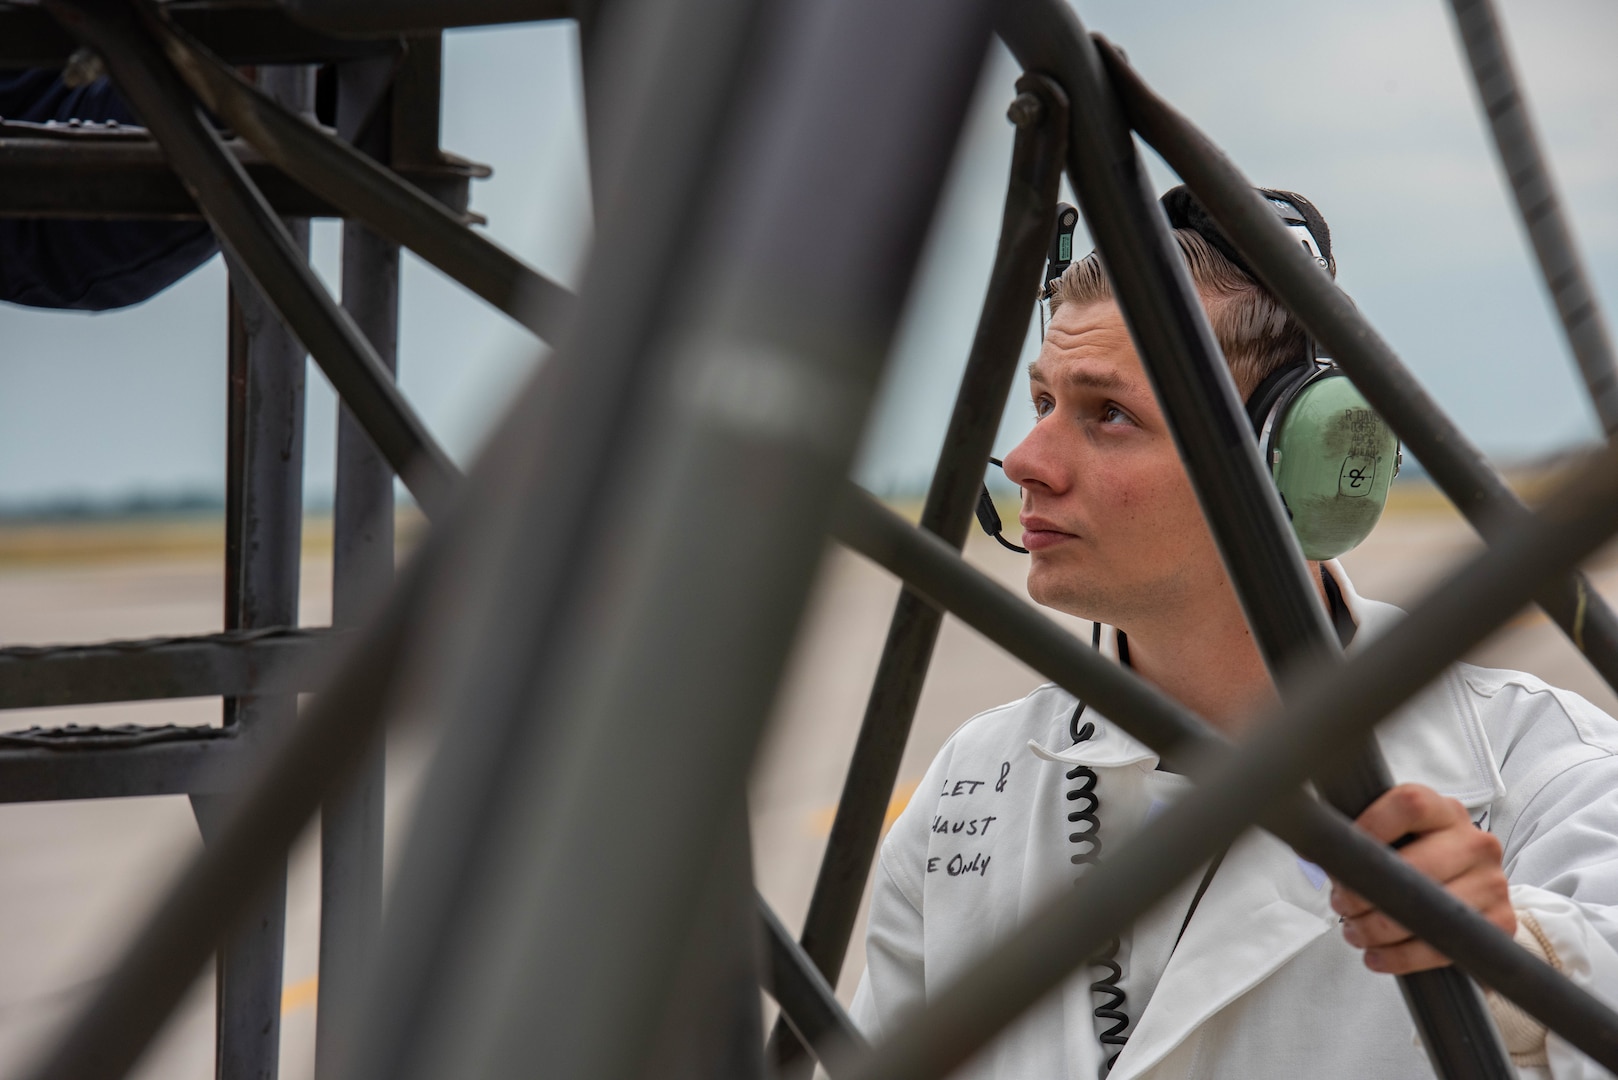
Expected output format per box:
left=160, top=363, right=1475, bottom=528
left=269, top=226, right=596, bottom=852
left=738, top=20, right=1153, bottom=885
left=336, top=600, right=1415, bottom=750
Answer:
left=1266, top=372, right=1398, bottom=560
left=1245, top=359, right=1314, bottom=438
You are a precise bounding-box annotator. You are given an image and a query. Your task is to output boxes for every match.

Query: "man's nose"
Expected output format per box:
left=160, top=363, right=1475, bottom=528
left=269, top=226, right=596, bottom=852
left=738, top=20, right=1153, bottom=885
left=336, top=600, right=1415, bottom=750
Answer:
left=1001, top=421, right=1067, bottom=494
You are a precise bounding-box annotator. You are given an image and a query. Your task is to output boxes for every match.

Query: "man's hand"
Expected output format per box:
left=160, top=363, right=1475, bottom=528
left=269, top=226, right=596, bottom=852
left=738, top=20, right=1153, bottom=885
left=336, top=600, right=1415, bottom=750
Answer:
left=1329, top=783, right=1515, bottom=974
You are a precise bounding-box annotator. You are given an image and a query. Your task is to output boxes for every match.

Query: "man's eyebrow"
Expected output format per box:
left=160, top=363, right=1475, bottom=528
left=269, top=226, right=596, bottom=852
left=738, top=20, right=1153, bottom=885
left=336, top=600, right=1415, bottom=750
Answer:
left=1064, top=369, right=1125, bottom=391
left=1027, top=362, right=1126, bottom=392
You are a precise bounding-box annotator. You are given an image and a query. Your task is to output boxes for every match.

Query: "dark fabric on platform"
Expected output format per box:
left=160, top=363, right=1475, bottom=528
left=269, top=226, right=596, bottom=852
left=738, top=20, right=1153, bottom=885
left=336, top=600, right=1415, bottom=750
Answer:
left=0, top=70, right=219, bottom=311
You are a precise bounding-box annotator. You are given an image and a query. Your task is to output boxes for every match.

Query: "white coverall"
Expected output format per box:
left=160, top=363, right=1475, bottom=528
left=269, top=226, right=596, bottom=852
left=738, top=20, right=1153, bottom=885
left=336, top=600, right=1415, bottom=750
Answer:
left=849, top=566, right=1618, bottom=1079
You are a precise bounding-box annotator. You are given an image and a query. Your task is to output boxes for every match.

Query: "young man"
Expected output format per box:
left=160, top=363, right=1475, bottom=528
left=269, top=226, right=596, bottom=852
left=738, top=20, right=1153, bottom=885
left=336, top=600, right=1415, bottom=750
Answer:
left=849, top=193, right=1618, bottom=1079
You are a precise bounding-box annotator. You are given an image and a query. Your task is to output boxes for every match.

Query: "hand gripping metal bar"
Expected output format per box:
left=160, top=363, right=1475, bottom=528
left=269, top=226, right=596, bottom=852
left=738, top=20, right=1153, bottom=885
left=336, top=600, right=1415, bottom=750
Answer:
left=765, top=71, right=1068, bottom=1075
left=833, top=484, right=1618, bottom=1074
left=151, top=18, right=577, bottom=345
left=759, top=892, right=868, bottom=1076
left=1097, top=35, right=1618, bottom=710
left=43, top=0, right=459, bottom=520
left=995, top=3, right=1507, bottom=1073
left=839, top=414, right=1618, bottom=1080
left=1446, top=0, right=1618, bottom=437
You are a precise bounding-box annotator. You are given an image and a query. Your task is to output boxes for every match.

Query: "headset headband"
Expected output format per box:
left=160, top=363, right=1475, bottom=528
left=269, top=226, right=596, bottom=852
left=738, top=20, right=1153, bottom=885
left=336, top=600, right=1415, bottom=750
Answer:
left=1158, top=185, right=1336, bottom=282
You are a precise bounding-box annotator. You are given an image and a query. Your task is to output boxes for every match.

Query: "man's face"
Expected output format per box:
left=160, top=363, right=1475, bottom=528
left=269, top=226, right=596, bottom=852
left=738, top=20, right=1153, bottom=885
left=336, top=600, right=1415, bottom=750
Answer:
left=1001, top=300, right=1228, bottom=625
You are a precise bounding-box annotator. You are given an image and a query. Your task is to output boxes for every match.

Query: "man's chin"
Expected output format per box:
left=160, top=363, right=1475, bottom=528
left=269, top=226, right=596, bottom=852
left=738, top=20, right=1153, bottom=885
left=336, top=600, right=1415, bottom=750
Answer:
left=1025, top=564, right=1101, bottom=620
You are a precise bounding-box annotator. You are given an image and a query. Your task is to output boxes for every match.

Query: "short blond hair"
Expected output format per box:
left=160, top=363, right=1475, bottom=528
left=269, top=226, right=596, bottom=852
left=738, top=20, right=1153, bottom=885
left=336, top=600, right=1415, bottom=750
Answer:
left=1047, top=228, right=1308, bottom=395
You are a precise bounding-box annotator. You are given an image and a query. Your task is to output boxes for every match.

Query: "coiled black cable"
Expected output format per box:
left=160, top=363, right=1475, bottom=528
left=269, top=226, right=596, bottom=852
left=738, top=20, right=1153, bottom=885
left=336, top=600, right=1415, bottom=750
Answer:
left=1089, top=939, right=1130, bottom=1077
left=1067, top=696, right=1130, bottom=1077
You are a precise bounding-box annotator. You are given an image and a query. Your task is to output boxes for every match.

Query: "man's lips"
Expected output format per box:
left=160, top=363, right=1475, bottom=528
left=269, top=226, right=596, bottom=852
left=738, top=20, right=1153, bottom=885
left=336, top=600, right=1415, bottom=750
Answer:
left=1019, top=515, right=1078, bottom=551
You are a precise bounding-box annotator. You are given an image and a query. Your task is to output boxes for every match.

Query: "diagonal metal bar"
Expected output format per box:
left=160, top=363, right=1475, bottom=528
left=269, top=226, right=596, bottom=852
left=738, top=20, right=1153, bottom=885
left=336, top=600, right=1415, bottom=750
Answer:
left=1099, top=36, right=1618, bottom=705
left=997, top=5, right=1504, bottom=1072
left=8, top=0, right=834, bottom=1073
left=43, top=0, right=459, bottom=519
left=328, top=0, right=790, bottom=1074
left=998, top=0, right=1331, bottom=721
left=354, top=1, right=999, bottom=1076
left=151, top=16, right=575, bottom=345
left=766, top=71, right=1068, bottom=1075
left=759, top=893, right=867, bottom=1074
left=839, top=429, right=1618, bottom=1080
left=833, top=484, right=1618, bottom=1072
left=1446, top=0, right=1618, bottom=435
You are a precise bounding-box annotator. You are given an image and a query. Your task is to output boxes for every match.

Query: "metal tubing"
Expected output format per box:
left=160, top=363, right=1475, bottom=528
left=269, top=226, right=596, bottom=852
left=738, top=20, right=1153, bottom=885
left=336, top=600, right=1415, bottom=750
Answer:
left=0, top=2, right=398, bottom=67
left=20, top=524, right=436, bottom=1080
left=44, top=0, right=459, bottom=519
left=366, top=0, right=997, bottom=1077
left=16, top=32, right=577, bottom=1060
left=0, top=628, right=334, bottom=709
left=645, top=805, right=765, bottom=1080
left=315, top=62, right=397, bottom=1080
left=0, top=129, right=477, bottom=221
left=997, top=6, right=1503, bottom=1071
left=1446, top=0, right=1618, bottom=435
left=283, top=0, right=571, bottom=35
left=759, top=894, right=867, bottom=1073
left=153, top=21, right=574, bottom=344
left=768, top=73, right=1068, bottom=1074
left=332, top=0, right=789, bottom=1073
left=19, top=271, right=567, bottom=1080
left=0, top=734, right=255, bottom=803
left=575, top=0, right=609, bottom=210
left=221, top=240, right=308, bottom=678
left=387, top=34, right=443, bottom=169
left=1099, top=37, right=1618, bottom=701
left=207, top=67, right=313, bottom=1075
left=839, top=420, right=1618, bottom=1080
left=13, top=279, right=665, bottom=1079
left=191, top=792, right=290, bottom=1080
left=832, top=484, right=1618, bottom=1070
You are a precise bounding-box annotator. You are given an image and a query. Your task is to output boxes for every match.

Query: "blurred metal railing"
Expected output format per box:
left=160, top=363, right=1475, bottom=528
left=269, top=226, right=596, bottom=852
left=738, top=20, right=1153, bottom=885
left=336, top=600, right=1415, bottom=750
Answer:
left=765, top=68, right=1070, bottom=1074
left=6, top=0, right=1618, bottom=1078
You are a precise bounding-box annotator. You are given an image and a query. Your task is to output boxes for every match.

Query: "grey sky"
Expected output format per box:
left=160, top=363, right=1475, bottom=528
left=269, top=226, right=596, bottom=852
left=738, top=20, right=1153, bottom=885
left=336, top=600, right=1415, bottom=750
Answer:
left=0, top=0, right=1613, bottom=507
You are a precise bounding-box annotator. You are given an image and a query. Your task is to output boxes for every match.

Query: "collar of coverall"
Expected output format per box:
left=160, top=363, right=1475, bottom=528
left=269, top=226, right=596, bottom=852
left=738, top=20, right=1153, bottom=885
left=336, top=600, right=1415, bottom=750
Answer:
left=1028, top=562, right=1507, bottom=809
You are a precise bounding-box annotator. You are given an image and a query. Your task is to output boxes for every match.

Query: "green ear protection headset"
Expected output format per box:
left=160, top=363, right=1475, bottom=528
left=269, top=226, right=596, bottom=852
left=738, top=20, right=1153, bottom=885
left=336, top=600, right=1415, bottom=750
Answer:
left=1160, top=185, right=1401, bottom=560
left=977, top=188, right=1400, bottom=561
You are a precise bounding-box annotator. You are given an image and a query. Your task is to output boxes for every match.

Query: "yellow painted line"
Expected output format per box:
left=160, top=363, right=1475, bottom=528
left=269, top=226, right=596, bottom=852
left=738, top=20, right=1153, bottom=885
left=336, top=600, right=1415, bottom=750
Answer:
left=281, top=975, right=318, bottom=1016
left=808, top=778, right=920, bottom=838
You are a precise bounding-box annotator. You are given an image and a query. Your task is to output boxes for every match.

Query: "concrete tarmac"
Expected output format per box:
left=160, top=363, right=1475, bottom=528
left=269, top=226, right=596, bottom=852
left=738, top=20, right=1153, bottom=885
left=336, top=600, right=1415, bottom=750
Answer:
left=1, top=502, right=1614, bottom=1077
